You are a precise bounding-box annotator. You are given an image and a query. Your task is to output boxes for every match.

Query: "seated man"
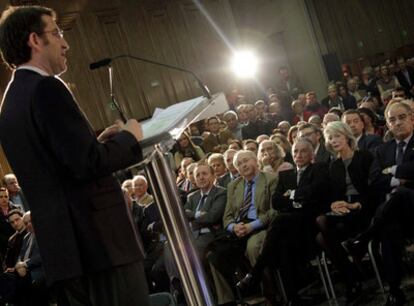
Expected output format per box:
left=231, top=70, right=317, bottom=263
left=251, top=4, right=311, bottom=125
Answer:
left=2, top=174, right=28, bottom=211
left=207, top=153, right=229, bottom=188
left=298, top=123, right=332, bottom=164
left=3, top=209, right=27, bottom=272
left=131, top=175, right=167, bottom=293
left=342, top=109, right=382, bottom=153
left=237, top=138, right=330, bottom=303
left=223, top=149, right=239, bottom=183
left=163, top=163, right=227, bottom=302
left=185, top=163, right=227, bottom=255
left=0, top=187, right=19, bottom=261
left=203, top=116, right=234, bottom=153
left=207, top=150, right=278, bottom=306
left=346, top=102, right=414, bottom=305
left=14, top=211, right=48, bottom=306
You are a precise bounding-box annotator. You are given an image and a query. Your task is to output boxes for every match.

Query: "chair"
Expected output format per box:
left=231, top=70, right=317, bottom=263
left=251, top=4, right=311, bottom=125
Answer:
left=321, top=239, right=386, bottom=301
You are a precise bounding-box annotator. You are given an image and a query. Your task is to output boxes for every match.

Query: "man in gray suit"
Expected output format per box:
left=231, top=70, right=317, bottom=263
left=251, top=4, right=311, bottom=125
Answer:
left=184, top=163, right=227, bottom=257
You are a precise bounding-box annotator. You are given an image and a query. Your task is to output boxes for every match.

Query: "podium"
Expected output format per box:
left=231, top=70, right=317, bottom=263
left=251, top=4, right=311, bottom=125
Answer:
left=128, top=93, right=228, bottom=306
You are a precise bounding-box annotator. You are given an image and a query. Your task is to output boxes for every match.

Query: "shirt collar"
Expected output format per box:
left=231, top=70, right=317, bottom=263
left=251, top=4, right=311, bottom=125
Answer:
left=244, top=173, right=259, bottom=185
left=17, top=65, right=50, bottom=76
left=201, top=185, right=213, bottom=197
left=396, top=133, right=413, bottom=146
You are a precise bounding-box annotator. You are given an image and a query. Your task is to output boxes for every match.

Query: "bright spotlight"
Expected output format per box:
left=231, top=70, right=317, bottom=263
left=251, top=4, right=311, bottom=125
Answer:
left=231, top=51, right=258, bottom=78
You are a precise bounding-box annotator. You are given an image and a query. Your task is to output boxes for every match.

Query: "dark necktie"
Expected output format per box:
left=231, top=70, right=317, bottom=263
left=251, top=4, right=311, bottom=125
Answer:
left=196, top=194, right=208, bottom=213
left=297, top=169, right=304, bottom=185
left=396, top=141, right=406, bottom=166
left=238, top=181, right=254, bottom=221
left=215, top=134, right=220, bottom=144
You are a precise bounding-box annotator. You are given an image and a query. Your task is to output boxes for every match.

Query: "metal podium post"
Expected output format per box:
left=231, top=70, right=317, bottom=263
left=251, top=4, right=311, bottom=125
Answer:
left=143, top=144, right=214, bottom=306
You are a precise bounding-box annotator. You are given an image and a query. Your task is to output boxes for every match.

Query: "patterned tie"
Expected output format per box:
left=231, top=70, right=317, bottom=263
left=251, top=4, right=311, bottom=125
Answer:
left=238, top=181, right=254, bottom=221
left=396, top=141, right=406, bottom=166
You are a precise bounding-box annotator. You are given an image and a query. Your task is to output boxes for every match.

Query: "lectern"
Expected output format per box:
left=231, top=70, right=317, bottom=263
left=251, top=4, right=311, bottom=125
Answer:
left=128, top=93, right=228, bottom=306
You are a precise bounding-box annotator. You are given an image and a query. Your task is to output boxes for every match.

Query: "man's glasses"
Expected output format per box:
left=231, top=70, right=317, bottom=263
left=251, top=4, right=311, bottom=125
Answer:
left=39, top=29, right=64, bottom=39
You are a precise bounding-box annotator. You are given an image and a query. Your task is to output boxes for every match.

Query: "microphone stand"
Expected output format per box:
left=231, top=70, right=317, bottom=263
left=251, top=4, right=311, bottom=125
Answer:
left=107, top=63, right=128, bottom=123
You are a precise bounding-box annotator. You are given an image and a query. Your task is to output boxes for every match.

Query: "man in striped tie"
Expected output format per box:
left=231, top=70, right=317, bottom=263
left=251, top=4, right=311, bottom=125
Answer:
left=207, top=150, right=278, bottom=306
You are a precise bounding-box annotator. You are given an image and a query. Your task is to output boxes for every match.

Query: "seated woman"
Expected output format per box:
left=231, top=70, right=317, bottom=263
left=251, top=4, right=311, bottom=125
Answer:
left=315, top=121, right=379, bottom=304
left=257, top=140, right=293, bottom=174
left=173, top=132, right=205, bottom=170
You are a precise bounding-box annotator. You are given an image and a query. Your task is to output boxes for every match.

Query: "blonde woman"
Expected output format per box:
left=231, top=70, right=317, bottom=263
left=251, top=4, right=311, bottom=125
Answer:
left=315, top=121, right=378, bottom=304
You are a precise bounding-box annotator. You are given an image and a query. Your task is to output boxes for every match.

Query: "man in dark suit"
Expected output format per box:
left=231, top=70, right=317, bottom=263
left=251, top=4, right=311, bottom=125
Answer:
left=396, top=57, right=414, bottom=98
left=348, top=102, right=414, bottom=305
left=3, top=209, right=27, bottom=272
left=237, top=138, right=330, bottom=303
left=207, top=153, right=230, bottom=188
left=0, top=6, right=149, bottom=306
left=242, top=104, right=273, bottom=140
left=298, top=123, right=332, bottom=164
left=203, top=116, right=234, bottom=153
left=2, top=174, right=29, bottom=211
left=342, top=109, right=383, bottom=153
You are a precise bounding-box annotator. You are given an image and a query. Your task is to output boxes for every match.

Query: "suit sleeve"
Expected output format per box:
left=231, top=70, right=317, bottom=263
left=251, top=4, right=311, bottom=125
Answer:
left=258, top=174, right=278, bottom=227
left=31, top=77, right=142, bottom=180
left=223, top=179, right=239, bottom=230
left=272, top=173, right=291, bottom=211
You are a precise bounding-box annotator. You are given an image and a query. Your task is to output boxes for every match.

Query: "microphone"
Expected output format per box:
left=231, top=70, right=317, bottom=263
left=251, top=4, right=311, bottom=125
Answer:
left=88, top=54, right=211, bottom=99
left=89, top=58, right=112, bottom=70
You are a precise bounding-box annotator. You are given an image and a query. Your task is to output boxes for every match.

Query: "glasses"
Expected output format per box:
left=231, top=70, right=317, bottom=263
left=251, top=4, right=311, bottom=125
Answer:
left=39, top=29, right=64, bottom=39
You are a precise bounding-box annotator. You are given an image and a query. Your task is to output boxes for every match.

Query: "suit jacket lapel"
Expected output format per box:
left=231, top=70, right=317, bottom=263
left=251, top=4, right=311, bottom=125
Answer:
left=403, top=135, right=414, bottom=163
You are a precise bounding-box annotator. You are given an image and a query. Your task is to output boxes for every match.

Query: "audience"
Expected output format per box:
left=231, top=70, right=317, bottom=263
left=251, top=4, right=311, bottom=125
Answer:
left=2, top=59, right=414, bottom=306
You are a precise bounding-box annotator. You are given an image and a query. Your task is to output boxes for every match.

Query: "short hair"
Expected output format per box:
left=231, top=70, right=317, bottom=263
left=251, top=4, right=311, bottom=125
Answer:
left=298, top=123, right=319, bottom=133
left=254, top=100, right=265, bottom=106
left=7, top=208, right=23, bottom=219
left=292, top=137, right=314, bottom=154
left=0, top=187, right=8, bottom=193
left=194, top=162, right=214, bottom=175
left=0, top=6, right=55, bottom=69
left=207, top=153, right=225, bottom=165
left=185, top=162, right=198, bottom=177
left=233, top=149, right=257, bottom=170
left=291, top=100, right=302, bottom=109
left=132, top=175, right=147, bottom=185
left=223, top=149, right=237, bottom=168
left=324, top=121, right=357, bottom=153
left=223, top=110, right=238, bottom=120
left=228, top=139, right=242, bottom=150
left=342, top=109, right=364, bottom=123
left=384, top=101, right=412, bottom=120
left=2, top=173, right=16, bottom=185
left=243, top=139, right=258, bottom=149
left=207, top=116, right=220, bottom=124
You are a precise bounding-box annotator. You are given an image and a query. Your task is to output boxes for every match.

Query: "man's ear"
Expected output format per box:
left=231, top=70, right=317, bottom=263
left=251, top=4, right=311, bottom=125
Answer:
left=27, top=32, right=42, bottom=52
